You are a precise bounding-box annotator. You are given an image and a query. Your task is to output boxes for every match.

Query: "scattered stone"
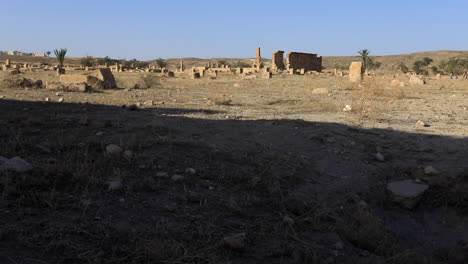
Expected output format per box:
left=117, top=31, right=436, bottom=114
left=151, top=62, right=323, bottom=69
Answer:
left=375, top=153, right=385, bottom=162
left=156, top=172, right=169, bottom=178
left=333, top=241, right=344, bottom=250
left=424, top=166, right=439, bottom=175
left=127, top=104, right=138, bottom=111
left=106, top=144, right=123, bottom=155
left=45, top=97, right=50, bottom=102
left=123, top=150, right=133, bottom=159
left=222, top=233, right=246, bottom=250
left=409, top=75, right=425, bottom=85
left=108, top=177, right=123, bottom=191
left=144, top=100, right=154, bottom=106
left=312, top=88, right=329, bottom=94
left=387, top=180, right=429, bottom=209
left=185, top=167, right=196, bottom=175
left=390, top=79, right=401, bottom=87
left=283, top=215, right=295, bottom=225
left=343, top=105, right=352, bottom=112
left=415, top=120, right=426, bottom=127
left=171, top=174, right=185, bottom=182
left=58, top=97, right=64, bottom=102
left=0, top=157, right=33, bottom=173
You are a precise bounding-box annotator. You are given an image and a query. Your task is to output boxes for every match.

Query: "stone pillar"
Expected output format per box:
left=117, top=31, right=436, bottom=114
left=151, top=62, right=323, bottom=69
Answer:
left=255, top=47, right=262, bottom=70
left=349, top=62, right=363, bottom=82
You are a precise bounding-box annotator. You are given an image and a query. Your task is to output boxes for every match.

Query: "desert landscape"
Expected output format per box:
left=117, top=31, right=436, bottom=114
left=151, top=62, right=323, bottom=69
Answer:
left=0, top=47, right=467, bottom=264
left=1, top=1, right=468, bottom=263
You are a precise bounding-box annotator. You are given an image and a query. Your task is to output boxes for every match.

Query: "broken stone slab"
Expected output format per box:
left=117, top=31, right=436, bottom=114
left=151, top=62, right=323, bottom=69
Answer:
left=0, top=156, right=33, bottom=173
left=387, top=180, right=429, bottom=209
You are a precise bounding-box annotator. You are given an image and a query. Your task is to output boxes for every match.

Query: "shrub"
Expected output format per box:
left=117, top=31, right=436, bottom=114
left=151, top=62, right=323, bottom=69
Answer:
left=399, top=63, right=409, bottom=73
left=139, top=74, right=161, bottom=89
left=155, top=58, right=167, bottom=69
left=412, top=57, right=433, bottom=75
left=439, top=57, right=468, bottom=75
left=81, top=56, right=95, bottom=67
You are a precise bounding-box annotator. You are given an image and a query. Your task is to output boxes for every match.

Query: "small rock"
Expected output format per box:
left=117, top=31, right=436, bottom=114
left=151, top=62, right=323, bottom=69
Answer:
left=106, top=144, right=123, bottom=155
left=0, top=157, right=33, bottom=173
left=415, top=120, right=426, bottom=127
left=171, top=174, right=185, bottom=182
left=136, top=102, right=142, bottom=107
left=0, top=156, right=8, bottom=165
left=58, top=97, right=64, bottom=102
left=424, top=166, right=439, bottom=175
left=333, top=241, right=344, bottom=250
left=375, top=153, right=385, bottom=162
left=108, top=178, right=123, bottom=191
left=222, top=233, right=246, bottom=250
left=387, top=180, right=429, bottom=209
left=343, top=105, right=352, bottom=112
left=123, top=150, right=133, bottom=159
left=127, top=104, right=138, bottom=111
left=45, top=97, right=50, bottom=102
left=283, top=215, right=295, bottom=225
left=144, top=100, right=154, bottom=106
left=185, top=167, right=196, bottom=175
left=156, top=172, right=169, bottom=178
left=312, top=88, right=329, bottom=94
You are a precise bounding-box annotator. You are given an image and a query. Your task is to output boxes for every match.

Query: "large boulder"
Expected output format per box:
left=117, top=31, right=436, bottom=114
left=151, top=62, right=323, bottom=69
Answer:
left=89, top=68, right=117, bottom=89
left=349, top=62, right=363, bottom=82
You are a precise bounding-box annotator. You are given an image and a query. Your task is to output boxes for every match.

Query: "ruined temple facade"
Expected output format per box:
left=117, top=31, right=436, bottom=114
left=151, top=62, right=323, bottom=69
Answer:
left=286, top=52, right=322, bottom=72
left=271, top=50, right=285, bottom=71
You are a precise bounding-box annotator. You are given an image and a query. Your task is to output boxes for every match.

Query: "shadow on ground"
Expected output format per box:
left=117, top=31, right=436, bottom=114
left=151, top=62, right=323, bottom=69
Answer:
left=0, top=99, right=467, bottom=264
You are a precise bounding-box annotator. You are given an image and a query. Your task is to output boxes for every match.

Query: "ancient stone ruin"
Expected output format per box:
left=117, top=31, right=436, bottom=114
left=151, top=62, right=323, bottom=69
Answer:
left=271, top=51, right=285, bottom=71
left=349, top=62, right=363, bottom=82
left=286, top=52, right=322, bottom=73
left=255, top=47, right=263, bottom=70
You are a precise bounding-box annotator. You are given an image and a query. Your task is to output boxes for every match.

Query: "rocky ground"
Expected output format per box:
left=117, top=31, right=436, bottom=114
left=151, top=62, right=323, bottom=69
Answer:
left=0, top=71, right=467, bottom=263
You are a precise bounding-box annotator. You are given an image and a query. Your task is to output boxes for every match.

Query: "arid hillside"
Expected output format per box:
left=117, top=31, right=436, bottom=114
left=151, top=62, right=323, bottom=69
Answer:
left=2, top=50, right=468, bottom=72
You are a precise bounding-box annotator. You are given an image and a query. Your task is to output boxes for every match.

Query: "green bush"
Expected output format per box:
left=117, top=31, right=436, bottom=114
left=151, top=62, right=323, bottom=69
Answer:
left=439, top=57, right=468, bottom=75
left=399, top=63, right=409, bottom=73
left=81, top=56, right=95, bottom=67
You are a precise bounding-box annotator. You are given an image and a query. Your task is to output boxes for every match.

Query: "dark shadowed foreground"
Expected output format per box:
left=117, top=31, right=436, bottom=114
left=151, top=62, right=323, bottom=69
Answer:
left=0, top=99, right=467, bottom=264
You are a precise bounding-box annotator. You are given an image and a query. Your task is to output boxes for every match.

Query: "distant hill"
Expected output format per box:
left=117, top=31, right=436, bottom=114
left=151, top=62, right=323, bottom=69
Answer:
left=2, top=50, right=467, bottom=71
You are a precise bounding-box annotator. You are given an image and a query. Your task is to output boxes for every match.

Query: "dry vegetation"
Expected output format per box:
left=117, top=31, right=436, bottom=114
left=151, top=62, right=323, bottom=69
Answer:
left=0, top=68, right=467, bottom=263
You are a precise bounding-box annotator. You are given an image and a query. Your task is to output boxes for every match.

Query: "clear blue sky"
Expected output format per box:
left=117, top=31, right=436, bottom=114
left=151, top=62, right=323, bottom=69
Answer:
left=3, top=0, right=467, bottom=60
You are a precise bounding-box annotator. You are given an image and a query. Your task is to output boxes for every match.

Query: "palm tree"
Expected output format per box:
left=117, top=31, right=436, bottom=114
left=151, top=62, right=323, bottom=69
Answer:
left=54, top=48, right=67, bottom=69
left=358, top=49, right=370, bottom=70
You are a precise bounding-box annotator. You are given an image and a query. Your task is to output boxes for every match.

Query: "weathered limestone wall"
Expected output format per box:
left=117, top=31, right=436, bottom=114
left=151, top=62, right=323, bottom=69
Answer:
left=286, top=52, right=322, bottom=72
left=271, top=51, right=285, bottom=71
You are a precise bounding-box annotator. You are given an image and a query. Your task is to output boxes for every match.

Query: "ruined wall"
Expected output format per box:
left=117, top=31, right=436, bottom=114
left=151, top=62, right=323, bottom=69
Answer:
left=271, top=51, right=285, bottom=71
left=286, top=52, right=322, bottom=72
